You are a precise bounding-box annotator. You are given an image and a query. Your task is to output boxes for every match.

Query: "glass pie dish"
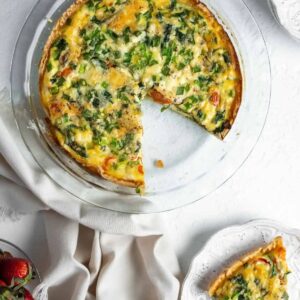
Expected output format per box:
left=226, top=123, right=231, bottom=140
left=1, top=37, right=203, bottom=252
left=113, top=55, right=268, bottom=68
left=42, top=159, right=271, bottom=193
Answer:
left=11, top=0, right=271, bottom=213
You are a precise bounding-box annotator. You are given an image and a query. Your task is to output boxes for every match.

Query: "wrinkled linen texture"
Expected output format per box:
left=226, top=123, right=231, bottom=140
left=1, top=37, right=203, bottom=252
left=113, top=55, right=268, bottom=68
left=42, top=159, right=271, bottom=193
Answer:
left=0, top=89, right=182, bottom=300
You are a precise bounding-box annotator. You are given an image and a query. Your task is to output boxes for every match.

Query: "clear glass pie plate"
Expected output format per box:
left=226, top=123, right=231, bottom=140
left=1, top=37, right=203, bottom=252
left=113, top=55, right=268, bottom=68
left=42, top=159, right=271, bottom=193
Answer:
left=10, top=0, right=271, bottom=213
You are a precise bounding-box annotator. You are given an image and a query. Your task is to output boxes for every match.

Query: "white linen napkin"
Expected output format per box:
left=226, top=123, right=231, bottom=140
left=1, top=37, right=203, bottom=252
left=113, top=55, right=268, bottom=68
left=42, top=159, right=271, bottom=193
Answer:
left=0, top=88, right=182, bottom=299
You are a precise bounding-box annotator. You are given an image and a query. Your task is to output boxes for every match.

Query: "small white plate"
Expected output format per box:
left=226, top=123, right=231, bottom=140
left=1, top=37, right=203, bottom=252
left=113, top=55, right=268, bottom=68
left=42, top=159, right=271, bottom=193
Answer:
left=181, top=219, right=300, bottom=299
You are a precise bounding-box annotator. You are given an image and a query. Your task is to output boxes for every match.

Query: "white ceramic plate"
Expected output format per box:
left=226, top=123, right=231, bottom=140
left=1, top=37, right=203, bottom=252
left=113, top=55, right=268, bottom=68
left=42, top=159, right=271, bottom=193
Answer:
left=181, top=219, right=300, bottom=299
left=268, top=0, right=300, bottom=42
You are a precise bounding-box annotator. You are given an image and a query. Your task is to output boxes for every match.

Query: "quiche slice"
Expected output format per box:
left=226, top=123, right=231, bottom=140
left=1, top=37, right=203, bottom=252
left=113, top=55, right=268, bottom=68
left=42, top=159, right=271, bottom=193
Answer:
left=40, top=0, right=146, bottom=188
left=146, top=0, right=242, bottom=139
left=209, top=237, right=290, bottom=300
left=39, top=0, right=242, bottom=188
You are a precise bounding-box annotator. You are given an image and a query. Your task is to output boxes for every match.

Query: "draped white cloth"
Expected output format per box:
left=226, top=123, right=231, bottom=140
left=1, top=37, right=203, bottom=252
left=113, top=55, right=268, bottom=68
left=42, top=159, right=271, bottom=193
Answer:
left=0, top=89, right=182, bottom=300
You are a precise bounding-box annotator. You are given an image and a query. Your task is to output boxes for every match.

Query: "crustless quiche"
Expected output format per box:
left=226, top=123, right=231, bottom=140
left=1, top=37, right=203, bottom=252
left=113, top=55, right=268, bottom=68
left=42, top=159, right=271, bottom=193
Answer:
left=209, top=237, right=290, bottom=300
left=39, top=0, right=242, bottom=188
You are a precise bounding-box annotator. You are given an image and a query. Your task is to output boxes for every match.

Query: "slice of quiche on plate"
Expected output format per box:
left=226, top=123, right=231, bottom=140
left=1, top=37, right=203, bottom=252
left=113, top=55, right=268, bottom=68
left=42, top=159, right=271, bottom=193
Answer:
left=209, top=236, right=290, bottom=300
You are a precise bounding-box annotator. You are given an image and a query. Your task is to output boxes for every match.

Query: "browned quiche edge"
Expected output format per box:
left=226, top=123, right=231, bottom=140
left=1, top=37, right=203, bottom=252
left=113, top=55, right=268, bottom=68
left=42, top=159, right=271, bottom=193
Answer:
left=208, top=236, right=287, bottom=296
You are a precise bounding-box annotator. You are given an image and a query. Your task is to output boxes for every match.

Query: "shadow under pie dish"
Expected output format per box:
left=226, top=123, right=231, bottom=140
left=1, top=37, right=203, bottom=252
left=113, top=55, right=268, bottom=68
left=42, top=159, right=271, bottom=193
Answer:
left=39, top=0, right=242, bottom=189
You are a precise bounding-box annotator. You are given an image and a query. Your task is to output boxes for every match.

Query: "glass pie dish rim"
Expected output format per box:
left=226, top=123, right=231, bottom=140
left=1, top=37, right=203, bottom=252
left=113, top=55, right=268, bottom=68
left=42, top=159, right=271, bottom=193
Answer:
left=10, top=0, right=271, bottom=214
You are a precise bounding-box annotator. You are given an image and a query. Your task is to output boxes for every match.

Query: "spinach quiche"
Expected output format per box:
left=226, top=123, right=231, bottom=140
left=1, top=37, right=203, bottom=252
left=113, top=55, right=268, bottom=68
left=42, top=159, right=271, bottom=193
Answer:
left=209, top=237, right=290, bottom=300
left=39, top=0, right=242, bottom=188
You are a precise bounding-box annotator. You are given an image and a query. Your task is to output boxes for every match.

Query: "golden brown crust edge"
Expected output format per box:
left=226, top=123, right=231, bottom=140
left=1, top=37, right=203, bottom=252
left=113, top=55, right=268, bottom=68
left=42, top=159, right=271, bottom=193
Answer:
left=208, top=236, right=285, bottom=297
left=46, top=123, right=144, bottom=188
left=151, top=0, right=243, bottom=140
left=84, top=163, right=144, bottom=188
left=39, top=0, right=88, bottom=81
left=39, top=0, right=144, bottom=188
left=190, top=1, right=243, bottom=140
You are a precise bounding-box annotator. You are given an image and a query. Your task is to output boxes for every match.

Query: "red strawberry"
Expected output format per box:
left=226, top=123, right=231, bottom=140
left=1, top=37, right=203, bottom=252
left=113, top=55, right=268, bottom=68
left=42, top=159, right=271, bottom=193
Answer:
left=0, top=250, right=13, bottom=260
left=24, top=288, right=34, bottom=300
left=0, top=279, right=6, bottom=286
left=0, top=258, right=32, bottom=286
left=0, top=287, right=35, bottom=300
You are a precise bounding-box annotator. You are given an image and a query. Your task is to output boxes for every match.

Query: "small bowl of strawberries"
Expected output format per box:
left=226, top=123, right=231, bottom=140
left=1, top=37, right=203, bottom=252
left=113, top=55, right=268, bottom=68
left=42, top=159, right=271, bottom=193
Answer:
left=0, top=239, right=41, bottom=300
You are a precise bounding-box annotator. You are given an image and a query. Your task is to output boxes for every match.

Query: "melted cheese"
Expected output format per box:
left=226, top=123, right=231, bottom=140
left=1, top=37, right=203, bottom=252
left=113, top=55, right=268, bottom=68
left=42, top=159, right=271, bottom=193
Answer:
left=108, top=0, right=149, bottom=32
left=106, top=68, right=130, bottom=89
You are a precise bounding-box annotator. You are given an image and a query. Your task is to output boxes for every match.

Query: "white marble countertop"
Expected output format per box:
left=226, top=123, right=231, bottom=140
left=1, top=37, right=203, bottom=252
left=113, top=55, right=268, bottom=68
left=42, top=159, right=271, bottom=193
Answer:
left=1, top=0, right=300, bottom=280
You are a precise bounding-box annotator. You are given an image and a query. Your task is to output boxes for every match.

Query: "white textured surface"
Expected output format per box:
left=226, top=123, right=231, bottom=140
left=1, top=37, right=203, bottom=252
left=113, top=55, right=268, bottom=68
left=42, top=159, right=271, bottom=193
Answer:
left=270, top=0, right=300, bottom=40
left=1, top=0, right=300, bottom=282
